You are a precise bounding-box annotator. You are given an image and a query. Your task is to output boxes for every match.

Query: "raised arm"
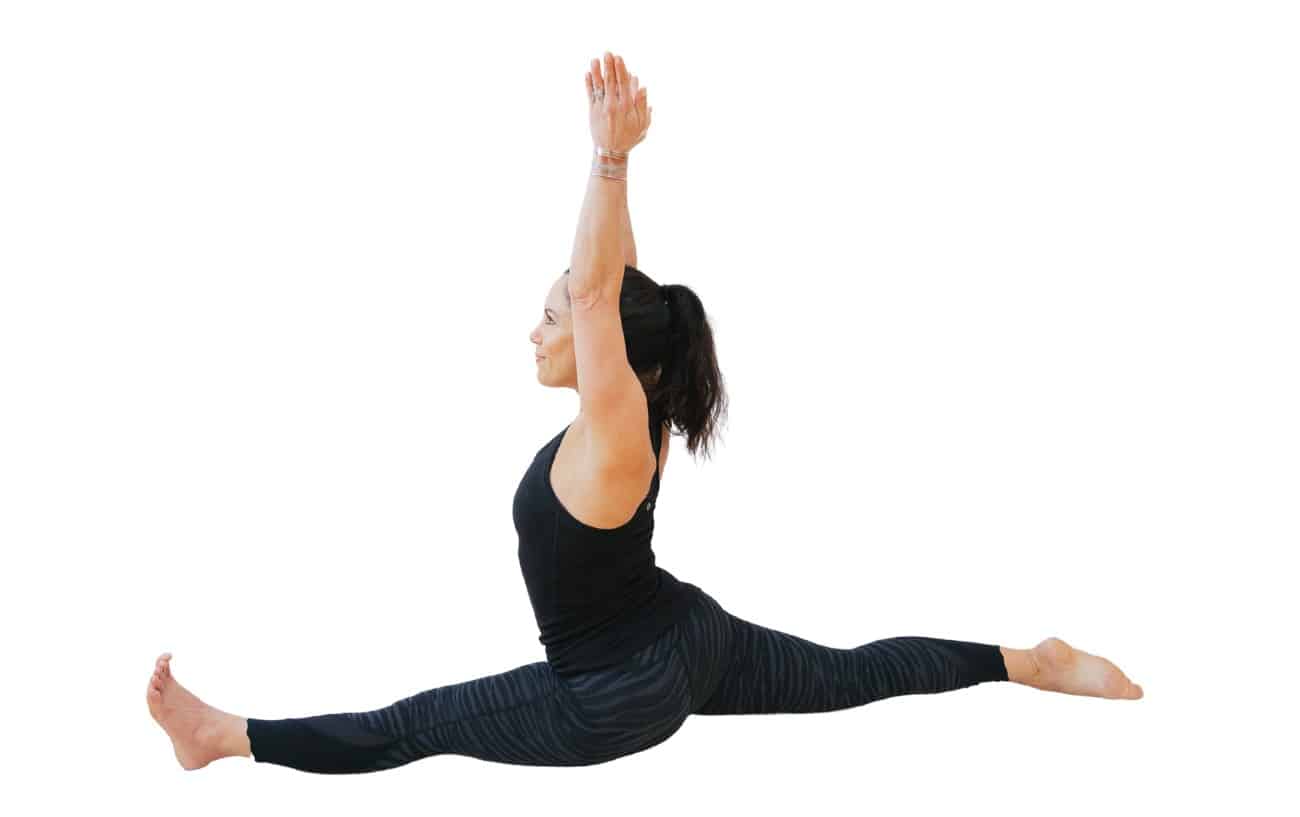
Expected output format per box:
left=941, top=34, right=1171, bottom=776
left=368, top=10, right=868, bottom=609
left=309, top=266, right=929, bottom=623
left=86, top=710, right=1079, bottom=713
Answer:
left=566, top=52, right=654, bottom=466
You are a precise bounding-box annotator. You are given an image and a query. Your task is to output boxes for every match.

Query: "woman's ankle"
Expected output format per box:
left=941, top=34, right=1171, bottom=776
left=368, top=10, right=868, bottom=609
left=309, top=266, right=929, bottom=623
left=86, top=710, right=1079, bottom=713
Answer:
left=205, top=713, right=252, bottom=759
left=1000, top=647, right=1041, bottom=685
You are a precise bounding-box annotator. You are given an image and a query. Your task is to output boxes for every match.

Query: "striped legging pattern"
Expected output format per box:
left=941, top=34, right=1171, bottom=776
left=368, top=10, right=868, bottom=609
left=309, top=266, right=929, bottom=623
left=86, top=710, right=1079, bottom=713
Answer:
left=245, top=583, right=1008, bottom=773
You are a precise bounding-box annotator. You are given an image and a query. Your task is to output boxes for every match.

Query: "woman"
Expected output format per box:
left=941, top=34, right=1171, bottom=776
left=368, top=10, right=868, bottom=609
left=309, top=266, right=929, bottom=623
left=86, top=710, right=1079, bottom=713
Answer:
left=146, top=51, right=1143, bottom=774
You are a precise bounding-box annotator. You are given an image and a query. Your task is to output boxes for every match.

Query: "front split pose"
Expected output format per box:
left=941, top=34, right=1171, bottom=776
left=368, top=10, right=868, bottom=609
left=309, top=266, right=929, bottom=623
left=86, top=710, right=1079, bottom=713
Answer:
left=147, top=51, right=1144, bottom=774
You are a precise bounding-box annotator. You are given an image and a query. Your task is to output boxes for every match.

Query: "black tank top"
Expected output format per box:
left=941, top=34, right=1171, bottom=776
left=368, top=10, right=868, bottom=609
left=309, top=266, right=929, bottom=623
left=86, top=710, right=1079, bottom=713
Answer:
left=513, top=409, right=697, bottom=676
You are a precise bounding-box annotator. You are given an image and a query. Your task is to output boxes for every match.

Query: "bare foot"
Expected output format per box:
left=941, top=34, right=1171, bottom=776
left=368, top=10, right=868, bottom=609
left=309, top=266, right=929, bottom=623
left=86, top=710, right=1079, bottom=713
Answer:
left=146, top=653, right=243, bottom=770
left=1025, top=637, right=1144, bottom=700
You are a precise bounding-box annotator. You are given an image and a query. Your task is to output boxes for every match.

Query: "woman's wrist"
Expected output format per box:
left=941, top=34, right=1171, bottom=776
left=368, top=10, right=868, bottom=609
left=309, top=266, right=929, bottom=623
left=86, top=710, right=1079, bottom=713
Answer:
left=591, top=147, right=629, bottom=181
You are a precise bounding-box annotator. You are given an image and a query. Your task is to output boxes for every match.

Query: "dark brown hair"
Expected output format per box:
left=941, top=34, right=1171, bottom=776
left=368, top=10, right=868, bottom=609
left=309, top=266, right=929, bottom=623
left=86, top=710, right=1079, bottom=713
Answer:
left=565, top=265, right=728, bottom=461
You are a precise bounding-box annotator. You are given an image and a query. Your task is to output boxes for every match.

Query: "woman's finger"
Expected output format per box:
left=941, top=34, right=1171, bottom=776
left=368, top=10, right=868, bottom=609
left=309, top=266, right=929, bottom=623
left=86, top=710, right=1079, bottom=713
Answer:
left=604, top=52, right=618, bottom=102
left=590, top=57, right=604, bottom=97
left=614, top=55, right=628, bottom=101
left=585, top=71, right=594, bottom=104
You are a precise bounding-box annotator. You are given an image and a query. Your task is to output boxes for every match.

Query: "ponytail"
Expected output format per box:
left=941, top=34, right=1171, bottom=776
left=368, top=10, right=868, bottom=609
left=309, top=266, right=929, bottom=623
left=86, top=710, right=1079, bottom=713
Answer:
left=649, top=282, right=728, bottom=461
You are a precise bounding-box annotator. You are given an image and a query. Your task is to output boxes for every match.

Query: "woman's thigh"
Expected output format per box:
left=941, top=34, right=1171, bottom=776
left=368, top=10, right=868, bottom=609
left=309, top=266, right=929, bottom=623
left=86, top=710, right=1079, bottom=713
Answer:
left=671, top=583, right=739, bottom=712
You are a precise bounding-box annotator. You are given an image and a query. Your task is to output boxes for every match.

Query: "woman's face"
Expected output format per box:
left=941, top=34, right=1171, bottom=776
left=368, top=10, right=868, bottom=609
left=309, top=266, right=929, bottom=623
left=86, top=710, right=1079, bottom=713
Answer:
left=530, top=275, right=576, bottom=390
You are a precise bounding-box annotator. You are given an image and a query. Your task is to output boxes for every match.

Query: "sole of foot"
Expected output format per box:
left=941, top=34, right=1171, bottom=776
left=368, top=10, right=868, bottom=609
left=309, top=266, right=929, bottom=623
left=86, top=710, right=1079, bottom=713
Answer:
left=145, top=653, right=239, bottom=770
left=1026, top=637, right=1144, bottom=700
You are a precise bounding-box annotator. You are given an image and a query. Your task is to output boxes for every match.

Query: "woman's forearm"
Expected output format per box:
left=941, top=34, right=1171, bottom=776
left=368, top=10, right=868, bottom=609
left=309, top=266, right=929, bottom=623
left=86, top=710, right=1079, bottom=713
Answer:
left=569, top=152, right=630, bottom=301
left=622, top=189, right=637, bottom=269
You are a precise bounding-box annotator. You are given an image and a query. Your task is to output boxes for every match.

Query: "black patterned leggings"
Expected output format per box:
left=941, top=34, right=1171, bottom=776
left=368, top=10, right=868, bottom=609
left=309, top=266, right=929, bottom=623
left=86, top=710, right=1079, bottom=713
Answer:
left=245, top=583, right=1009, bottom=773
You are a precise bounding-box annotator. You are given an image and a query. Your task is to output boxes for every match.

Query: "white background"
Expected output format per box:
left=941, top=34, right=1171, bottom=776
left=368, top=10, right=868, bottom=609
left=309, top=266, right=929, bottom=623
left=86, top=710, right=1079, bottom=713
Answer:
left=2, top=1, right=1296, bottom=813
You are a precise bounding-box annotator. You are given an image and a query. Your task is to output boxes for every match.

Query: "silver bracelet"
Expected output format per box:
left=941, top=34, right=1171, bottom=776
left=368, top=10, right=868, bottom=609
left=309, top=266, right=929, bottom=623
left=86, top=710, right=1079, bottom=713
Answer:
left=592, top=158, right=628, bottom=181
